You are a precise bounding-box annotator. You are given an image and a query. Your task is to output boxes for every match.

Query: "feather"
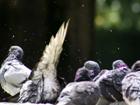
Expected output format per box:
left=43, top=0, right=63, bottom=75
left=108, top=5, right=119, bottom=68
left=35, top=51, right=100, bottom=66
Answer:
left=36, top=20, right=69, bottom=72
left=18, top=20, right=69, bottom=103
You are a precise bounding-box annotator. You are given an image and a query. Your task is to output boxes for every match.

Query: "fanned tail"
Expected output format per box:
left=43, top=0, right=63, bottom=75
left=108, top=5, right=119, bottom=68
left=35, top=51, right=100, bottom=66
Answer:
left=36, top=20, right=69, bottom=71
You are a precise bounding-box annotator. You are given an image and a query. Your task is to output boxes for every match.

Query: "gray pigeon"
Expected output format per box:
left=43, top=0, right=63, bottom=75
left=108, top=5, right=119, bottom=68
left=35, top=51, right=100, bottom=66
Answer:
left=0, top=46, right=31, bottom=96
left=131, top=60, right=140, bottom=72
left=74, top=60, right=100, bottom=82
left=94, top=60, right=130, bottom=105
left=122, top=60, right=140, bottom=105
left=56, top=81, right=100, bottom=105
left=56, top=61, right=101, bottom=105
left=18, top=21, right=69, bottom=104
left=112, top=60, right=129, bottom=70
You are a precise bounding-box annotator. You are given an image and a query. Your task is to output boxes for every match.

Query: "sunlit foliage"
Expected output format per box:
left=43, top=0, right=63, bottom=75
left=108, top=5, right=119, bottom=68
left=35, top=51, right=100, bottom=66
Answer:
left=95, top=0, right=140, bottom=30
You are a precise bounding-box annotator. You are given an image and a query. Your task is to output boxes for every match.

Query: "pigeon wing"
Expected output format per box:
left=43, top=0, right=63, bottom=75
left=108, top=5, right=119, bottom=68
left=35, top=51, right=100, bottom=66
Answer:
left=18, top=71, right=44, bottom=103
left=36, top=20, right=69, bottom=72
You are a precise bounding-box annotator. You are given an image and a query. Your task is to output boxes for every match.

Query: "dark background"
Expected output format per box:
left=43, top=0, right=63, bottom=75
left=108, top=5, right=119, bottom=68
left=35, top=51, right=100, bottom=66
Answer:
left=0, top=0, right=140, bottom=83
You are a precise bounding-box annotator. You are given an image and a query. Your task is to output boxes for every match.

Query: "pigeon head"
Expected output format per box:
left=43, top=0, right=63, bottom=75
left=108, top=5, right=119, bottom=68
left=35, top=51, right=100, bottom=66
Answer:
left=131, top=60, right=140, bottom=72
left=74, top=61, right=100, bottom=82
left=8, top=46, right=24, bottom=60
left=74, top=68, right=90, bottom=82
left=84, top=61, right=100, bottom=71
left=84, top=60, right=100, bottom=76
left=112, top=60, right=128, bottom=69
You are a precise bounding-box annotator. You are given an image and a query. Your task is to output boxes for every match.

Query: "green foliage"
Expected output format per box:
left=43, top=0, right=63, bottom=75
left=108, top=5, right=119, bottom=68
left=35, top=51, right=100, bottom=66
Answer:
left=95, top=0, right=140, bottom=30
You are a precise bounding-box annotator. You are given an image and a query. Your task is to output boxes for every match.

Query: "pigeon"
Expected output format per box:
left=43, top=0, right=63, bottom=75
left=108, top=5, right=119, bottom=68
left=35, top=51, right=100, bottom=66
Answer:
left=94, top=60, right=130, bottom=105
left=74, top=60, right=100, bottom=82
left=56, top=81, right=100, bottom=105
left=56, top=61, right=101, bottom=105
left=131, top=60, right=140, bottom=72
left=122, top=60, right=140, bottom=105
left=0, top=46, right=31, bottom=96
left=18, top=20, right=69, bottom=104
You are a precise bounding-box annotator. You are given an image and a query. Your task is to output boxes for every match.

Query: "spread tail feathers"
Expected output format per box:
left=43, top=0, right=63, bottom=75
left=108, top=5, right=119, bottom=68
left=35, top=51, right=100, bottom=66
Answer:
left=36, top=20, right=69, bottom=71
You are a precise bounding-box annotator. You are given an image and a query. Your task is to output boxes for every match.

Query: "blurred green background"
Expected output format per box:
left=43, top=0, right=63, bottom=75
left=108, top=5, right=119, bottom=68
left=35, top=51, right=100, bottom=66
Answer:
left=0, top=0, right=140, bottom=83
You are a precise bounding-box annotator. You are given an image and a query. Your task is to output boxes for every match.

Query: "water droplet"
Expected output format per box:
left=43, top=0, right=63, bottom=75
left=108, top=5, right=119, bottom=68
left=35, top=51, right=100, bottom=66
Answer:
left=117, top=47, right=120, bottom=50
left=44, top=41, right=47, bottom=44
left=110, top=30, right=112, bottom=32
left=53, top=0, right=56, bottom=4
left=96, top=52, right=99, bottom=54
left=81, top=4, right=85, bottom=7
left=77, top=49, right=81, bottom=52
left=24, top=39, right=27, bottom=42
left=12, top=35, right=15, bottom=38
left=4, top=24, right=7, bottom=26
left=24, top=30, right=27, bottom=33
left=9, top=28, right=12, bottom=31
left=97, top=60, right=102, bottom=64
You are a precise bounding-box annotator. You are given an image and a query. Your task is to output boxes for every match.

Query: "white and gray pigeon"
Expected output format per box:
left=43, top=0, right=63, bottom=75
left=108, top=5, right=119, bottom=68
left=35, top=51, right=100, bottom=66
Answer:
left=74, top=60, right=100, bottom=82
left=0, top=46, right=31, bottom=96
left=56, top=61, right=101, bottom=105
left=18, top=21, right=69, bottom=104
left=93, top=60, right=130, bottom=105
left=122, top=60, right=140, bottom=105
